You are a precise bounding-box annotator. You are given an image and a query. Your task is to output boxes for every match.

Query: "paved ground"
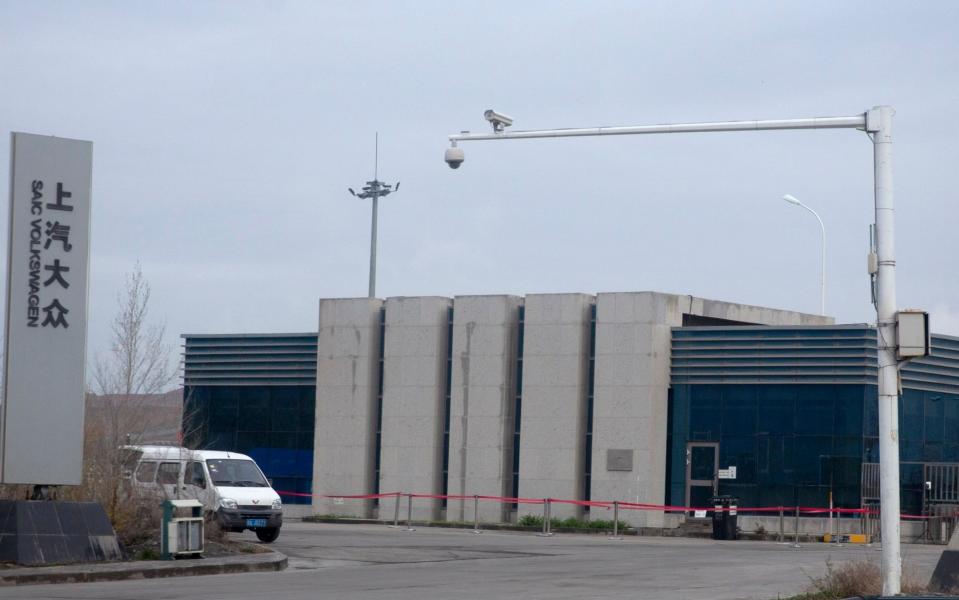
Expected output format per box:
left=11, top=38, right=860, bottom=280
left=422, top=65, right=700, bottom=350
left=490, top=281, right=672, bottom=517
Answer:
left=0, top=521, right=945, bottom=599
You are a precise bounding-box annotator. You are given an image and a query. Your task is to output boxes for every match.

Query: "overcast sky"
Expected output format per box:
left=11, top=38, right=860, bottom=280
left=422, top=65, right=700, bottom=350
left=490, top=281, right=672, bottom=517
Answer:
left=2, top=1, right=958, bottom=381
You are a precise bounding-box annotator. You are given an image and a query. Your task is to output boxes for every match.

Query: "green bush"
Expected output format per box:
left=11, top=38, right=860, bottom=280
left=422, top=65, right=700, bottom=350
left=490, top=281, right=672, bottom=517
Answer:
left=585, top=518, right=630, bottom=530
left=518, top=514, right=543, bottom=527
left=558, top=517, right=579, bottom=529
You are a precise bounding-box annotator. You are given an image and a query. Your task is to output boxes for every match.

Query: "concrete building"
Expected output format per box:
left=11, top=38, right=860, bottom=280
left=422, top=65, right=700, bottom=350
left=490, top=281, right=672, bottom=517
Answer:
left=183, top=291, right=959, bottom=533
left=193, top=291, right=920, bottom=525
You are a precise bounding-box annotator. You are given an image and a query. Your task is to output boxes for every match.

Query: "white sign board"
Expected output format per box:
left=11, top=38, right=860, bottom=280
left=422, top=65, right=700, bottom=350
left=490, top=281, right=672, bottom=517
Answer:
left=2, top=132, right=92, bottom=484
left=718, top=466, right=737, bottom=480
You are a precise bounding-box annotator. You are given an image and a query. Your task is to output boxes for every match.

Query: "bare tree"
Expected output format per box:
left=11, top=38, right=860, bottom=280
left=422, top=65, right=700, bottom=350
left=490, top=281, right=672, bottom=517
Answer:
left=84, top=262, right=177, bottom=518
left=92, top=262, right=174, bottom=397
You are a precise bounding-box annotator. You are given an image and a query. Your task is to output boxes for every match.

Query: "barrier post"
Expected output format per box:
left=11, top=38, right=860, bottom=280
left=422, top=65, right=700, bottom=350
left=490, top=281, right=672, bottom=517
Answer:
left=792, top=506, right=801, bottom=548
left=540, top=499, right=548, bottom=536
left=870, top=505, right=881, bottom=549
left=828, top=492, right=833, bottom=543
left=873, top=505, right=882, bottom=551
left=404, top=493, right=415, bottom=532
left=609, top=501, right=623, bottom=541
left=472, top=495, right=482, bottom=534
left=833, top=504, right=842, bottom=546
left=388, top=492, right=402, bottom=528
left=538, top=498, right=554, bottom=537
left=778, top=506, right=785, bottom=543
left=547, top=498, right=553, bottom=536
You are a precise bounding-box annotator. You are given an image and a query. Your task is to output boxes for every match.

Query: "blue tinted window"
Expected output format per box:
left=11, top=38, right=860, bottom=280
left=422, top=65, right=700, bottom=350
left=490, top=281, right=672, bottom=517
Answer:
left=757, top=387, right=794, bottom=434
left=272, top=402, right=298, bottom=432
left=689, top=387, right=721, bottom=440
left=900, top=389, right=924, bottom=445
left=863, top=387, right=879, bottom=437
left=182, top=384, right=316, bottom=505
left=668, top=380, right=959, bottom=513
left=722, top=387, right=756, bottom=436
left=795, top=387, right=834, bottom=435
left=924, top=393, right=945, bottom=444
left=834, top=386, right=864, bottom=435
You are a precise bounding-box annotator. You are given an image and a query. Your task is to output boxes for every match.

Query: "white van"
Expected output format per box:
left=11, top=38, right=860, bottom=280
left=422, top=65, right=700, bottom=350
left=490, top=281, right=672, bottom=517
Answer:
left=122, top=445, right=283, bottom=543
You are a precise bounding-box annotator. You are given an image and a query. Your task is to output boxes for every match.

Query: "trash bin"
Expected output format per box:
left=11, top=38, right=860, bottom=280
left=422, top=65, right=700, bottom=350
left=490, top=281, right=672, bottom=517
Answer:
left=161, top=499, right=204, bottom=559
left=710, top=495, right=738, bottom=540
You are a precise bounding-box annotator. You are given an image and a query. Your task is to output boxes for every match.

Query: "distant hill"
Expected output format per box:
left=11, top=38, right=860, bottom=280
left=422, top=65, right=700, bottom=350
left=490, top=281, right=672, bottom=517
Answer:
left=85, top=388, right=183, bottom=445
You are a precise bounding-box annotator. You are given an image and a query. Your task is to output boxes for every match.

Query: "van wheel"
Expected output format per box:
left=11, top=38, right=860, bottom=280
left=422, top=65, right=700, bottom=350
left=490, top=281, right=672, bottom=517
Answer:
left=255, top=527, right=280, bottom=543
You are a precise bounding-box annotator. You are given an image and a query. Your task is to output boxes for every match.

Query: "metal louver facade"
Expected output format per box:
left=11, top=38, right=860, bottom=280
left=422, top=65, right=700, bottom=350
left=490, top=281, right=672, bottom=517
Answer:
left=671, top=325, right=959, bottom=394
left=182, top=333, right=318, bottom=387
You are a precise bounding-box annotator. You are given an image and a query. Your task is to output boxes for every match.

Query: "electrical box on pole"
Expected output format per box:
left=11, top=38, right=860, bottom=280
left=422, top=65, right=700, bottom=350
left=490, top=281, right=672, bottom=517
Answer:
left=896, top=310, right=930, bottom=360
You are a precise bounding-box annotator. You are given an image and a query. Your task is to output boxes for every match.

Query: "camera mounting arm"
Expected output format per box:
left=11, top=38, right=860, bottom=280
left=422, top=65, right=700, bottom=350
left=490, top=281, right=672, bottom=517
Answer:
left=443, top=106, right=907, bottom=597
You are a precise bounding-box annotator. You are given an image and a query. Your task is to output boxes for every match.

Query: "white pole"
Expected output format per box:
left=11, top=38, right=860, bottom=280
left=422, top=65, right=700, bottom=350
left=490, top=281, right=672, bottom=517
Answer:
left=870, top=105, right=901, bottom=596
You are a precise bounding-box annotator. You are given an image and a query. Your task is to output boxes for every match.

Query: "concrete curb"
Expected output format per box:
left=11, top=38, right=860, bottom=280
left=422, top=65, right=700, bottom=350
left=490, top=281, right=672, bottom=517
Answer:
left=0, top=550, right=287, bottom=586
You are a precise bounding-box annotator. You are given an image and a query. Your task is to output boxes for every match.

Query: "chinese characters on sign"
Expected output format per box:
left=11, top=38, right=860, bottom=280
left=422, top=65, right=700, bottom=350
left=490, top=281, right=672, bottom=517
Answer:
left=26, top=180, right=75, bottom=329
left=3, top=132, right=92, bottom=485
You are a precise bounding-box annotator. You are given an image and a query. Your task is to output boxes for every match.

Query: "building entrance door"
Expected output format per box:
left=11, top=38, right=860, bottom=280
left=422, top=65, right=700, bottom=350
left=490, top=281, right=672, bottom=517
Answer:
left=686, top=442, right=718, bottom=517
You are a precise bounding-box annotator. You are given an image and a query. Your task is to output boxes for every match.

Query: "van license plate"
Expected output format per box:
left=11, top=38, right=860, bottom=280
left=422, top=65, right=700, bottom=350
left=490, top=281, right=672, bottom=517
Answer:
left=246, top=519, right=267, bottom=528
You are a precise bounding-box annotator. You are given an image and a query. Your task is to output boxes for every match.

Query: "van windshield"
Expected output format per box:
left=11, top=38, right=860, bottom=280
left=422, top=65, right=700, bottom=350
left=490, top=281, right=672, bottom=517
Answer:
left=205, top=459, right=269, bottom=487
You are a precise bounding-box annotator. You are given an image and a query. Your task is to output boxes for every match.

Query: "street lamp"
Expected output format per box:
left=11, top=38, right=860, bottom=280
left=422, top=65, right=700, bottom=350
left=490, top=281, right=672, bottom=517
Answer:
left=349, top=134, right=399, bottom=298
left=782, top=194, right=826, bottom=316
left=445, top=107, right=905, bottom=595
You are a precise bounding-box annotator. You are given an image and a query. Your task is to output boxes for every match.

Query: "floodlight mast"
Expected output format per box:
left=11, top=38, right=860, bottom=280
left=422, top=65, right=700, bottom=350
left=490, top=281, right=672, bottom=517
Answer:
left=446, top=107, right=902, bottom=595
left=350, top=133, right=399, bottom=298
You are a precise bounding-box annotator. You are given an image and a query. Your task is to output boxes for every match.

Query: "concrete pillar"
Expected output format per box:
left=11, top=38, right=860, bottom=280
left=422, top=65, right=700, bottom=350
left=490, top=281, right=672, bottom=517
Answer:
left=379, top=296, right=452, bottom=521
left=517, top=293, right=593, bottom=520
left=447, top=295, right=522, bottom=523
left=312, top=298, right=383, bottom=518
left=590, top=292, right=673, bottom=527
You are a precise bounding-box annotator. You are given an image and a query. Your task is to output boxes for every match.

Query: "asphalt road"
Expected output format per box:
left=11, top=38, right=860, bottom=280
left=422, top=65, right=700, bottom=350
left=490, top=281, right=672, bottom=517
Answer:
left=0, top=521, right=945, bottom=599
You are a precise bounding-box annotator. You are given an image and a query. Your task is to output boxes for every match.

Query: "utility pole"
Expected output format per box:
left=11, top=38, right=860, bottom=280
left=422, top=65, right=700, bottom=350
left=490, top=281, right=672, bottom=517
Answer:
left=870, top=106, right=902, bottom=595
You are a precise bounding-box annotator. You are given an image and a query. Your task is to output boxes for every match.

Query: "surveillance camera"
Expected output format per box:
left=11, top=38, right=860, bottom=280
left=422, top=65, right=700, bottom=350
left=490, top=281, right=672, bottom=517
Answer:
left=484, top=109, right=513, bottom=132
left=444, top=146, right=465, bottom=169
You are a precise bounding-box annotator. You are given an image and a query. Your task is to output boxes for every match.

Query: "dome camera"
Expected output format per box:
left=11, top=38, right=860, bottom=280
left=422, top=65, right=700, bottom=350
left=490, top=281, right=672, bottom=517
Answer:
left=444, top=146, right=464, bottom=169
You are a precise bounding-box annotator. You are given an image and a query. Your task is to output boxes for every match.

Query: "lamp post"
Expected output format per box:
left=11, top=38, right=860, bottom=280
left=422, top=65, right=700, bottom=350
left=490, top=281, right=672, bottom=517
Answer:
left=444, top=107, right=903, bottom=594
left=349, top=134, right=399, bottom=298
left=782, top=194, right=826, bottom=316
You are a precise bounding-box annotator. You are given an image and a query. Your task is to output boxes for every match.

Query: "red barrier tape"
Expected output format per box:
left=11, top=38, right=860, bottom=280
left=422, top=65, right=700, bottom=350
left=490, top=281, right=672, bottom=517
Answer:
left=278, top=491, right=401, bottom=500
left=551, top=498, right=613, bottom=509
left=277, top=489, right=946, bottom=520
left=477, top=494, right=546, bottom=505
